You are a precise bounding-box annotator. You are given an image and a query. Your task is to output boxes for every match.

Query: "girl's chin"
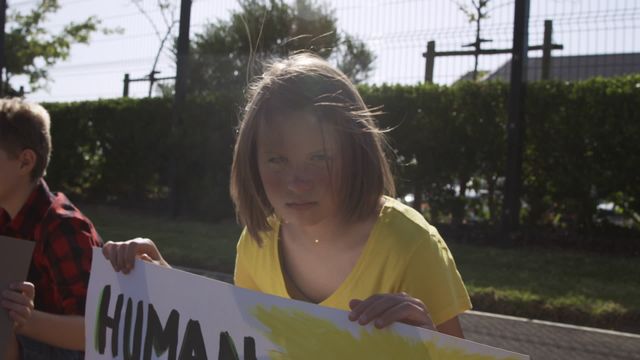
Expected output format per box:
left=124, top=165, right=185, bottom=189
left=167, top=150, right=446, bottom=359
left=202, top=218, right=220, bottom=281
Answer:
left=280, top=212, right=326, bottom=227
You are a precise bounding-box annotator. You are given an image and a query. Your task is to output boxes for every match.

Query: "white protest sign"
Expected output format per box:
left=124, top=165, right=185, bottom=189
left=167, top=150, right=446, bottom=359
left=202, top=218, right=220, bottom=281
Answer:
left=86, top=248, right=529, bottom=359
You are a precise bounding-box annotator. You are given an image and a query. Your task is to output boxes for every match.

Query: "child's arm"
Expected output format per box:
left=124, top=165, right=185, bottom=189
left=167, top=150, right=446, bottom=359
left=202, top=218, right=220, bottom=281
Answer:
left=103, top=237, right=171, bottom=273
left=16, top=311, right=84, bottom=350
left=2, top=281, right=85, bottom=350
left=5, top=332, right=20, bottom=360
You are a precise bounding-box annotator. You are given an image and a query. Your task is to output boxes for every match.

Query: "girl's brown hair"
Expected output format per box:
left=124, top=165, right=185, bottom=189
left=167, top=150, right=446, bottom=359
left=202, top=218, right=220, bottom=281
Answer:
left=230, top=53, right=395, bottom=245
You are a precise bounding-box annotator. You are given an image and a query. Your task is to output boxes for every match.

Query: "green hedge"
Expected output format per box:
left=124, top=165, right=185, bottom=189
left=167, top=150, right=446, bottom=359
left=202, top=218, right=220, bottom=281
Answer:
left=524, top=78, right=640, bottom=228
left=361, top=76, right=640, bottom=229
left=45, top=95, right=238, bottom=220
left=360, top=81, right=508, bottom=225
left=43, top=75, right=640, bottom=227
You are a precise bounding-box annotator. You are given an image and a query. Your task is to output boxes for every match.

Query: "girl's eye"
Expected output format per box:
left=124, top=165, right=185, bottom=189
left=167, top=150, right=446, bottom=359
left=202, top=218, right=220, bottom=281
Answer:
left=268, top=156, right=286, bottom=164
left=311, top=153, right=331, bottom=162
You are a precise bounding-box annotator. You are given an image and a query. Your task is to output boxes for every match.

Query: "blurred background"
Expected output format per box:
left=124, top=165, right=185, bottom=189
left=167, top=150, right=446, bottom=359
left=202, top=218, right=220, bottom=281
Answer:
left=2, top=1, right=639, bottom=348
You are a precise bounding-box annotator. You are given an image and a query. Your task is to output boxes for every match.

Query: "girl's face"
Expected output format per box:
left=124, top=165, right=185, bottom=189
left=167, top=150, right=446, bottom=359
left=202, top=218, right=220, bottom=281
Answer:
left=257, top=110, right=340, bottom=228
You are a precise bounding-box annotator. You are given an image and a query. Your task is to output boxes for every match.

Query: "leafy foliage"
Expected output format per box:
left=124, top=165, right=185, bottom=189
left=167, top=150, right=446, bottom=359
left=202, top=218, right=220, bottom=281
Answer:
left=44, top=76, right=640, bottom=231
left=186, top=0, right=375, bottom=97
left=4, top=0, right=117, bottom=93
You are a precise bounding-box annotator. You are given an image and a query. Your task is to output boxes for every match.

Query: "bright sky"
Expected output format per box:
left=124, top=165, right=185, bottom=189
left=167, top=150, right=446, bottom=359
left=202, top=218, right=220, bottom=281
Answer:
left=7, top=0, right=639, bottom=102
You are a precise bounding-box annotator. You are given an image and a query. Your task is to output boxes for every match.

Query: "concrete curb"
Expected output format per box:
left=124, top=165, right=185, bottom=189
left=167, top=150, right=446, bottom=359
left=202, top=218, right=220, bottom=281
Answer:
left=466, top=310, right=640, bottom=339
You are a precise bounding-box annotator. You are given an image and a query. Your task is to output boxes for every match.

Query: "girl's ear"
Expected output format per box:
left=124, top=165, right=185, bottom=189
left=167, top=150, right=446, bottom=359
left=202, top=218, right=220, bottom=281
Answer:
left=17, top=149, right=37, bottom=176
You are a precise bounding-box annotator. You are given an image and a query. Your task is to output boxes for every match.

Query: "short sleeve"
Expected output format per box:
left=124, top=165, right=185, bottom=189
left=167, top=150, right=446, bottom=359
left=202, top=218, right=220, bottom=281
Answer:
left=234, top=228, right=260, bottom=291
left=43, top=216, right=101, bottom=314
left=398, top=229, right=472, bottom=326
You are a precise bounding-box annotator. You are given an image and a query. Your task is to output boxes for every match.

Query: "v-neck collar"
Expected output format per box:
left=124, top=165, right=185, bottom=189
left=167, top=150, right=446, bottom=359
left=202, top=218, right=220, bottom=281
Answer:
left=273, top=199, right=390, bottom=306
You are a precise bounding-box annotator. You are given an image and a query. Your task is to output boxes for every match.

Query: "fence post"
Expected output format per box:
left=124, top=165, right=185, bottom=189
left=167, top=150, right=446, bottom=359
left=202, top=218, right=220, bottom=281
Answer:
left=423, top=40, right=436, bottom=83
left=148, top=70, right=159, bottom=97
left=168, top=0, right=192, bottom=218
left=123, top=73, right=130, bottom=98
left=502, top=0, right=530, bottom=237
left=541, top=19, right=552, bottom=80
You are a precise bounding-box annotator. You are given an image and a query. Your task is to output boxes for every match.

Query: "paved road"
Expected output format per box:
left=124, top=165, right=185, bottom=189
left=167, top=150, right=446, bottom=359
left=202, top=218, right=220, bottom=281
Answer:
left=181, top=267, right=640, bottom=360
left=461, top=311, right=640, bottom=360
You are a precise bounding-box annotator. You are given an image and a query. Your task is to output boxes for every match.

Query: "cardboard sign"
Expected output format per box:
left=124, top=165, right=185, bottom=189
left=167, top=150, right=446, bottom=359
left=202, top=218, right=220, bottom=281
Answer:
left=0, top=236, right=35, bottom=355
left=86, top=248, right=529, bottom=359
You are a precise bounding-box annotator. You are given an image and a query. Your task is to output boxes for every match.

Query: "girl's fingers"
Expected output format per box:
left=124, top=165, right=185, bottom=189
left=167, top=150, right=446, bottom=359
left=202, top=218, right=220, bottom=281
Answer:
left=349, top=293, right=406, bottom=320
left=374, top=301, right=434, bottom=329
left=356, top=296, right=400, bottom=325
left=117, top=243, right=130, bottom=274
left=348, top=294, right=383, bottom=321
left=126, top=242, right=142, bottom=271
left=349, top=299, right=363, bottom=309
left=348, top=293, right=433, bottom=329
left=103, top=242, right=121, bottom=272
left=103, top=239, right=162, bottom=273
left=139, top=252, right=171, bottom=268
left=138, top=253, right=155, bottom=264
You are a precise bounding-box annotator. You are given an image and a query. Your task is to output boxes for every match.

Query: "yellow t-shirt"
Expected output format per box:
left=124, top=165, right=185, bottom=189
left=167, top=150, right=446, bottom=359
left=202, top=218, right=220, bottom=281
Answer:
left=233, top=196, right=472, bottom=326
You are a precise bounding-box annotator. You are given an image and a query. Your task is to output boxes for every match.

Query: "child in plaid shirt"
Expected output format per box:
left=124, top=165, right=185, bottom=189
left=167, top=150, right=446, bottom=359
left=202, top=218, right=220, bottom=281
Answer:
left=0, top=98, right=102, bottom=359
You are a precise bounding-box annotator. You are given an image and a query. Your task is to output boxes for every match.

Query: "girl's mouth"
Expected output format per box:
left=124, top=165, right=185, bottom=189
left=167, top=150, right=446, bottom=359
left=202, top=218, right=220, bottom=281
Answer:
left=286, top=201, right=317, bottom=210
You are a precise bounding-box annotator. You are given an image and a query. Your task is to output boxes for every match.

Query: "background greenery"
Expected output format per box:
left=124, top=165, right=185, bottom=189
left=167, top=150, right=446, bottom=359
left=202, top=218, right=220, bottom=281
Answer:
left=45, top=75, right=640, bottom=235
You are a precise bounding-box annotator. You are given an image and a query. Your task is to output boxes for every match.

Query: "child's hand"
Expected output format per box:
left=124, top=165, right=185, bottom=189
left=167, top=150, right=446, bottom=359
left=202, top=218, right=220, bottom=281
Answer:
left=1, top=281, right=35, bottom=330
left=102, top=237, right=170, bottom=274
left=348, top=293, right=436, bottom=330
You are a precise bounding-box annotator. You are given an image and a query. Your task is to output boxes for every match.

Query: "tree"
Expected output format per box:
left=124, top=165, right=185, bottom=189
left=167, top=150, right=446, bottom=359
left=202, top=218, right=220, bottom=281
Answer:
left=186, top=0, right=375, bottom=96
left=131, top=0, right=179, bottom=97
left=455, top=0, right=491, bottom=81
left=3, top=0, right=115, bottom=94
left=335, top=34, right=375, bottom=85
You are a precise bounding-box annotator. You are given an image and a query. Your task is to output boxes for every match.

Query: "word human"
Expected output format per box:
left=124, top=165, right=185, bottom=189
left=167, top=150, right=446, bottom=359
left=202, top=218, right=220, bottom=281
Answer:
left=95, top=285, right=257, bottom=360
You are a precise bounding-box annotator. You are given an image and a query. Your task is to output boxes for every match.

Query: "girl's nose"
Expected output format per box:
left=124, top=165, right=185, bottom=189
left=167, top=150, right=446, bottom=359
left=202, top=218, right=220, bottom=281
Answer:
left=287, top=173, right=313, bottom=194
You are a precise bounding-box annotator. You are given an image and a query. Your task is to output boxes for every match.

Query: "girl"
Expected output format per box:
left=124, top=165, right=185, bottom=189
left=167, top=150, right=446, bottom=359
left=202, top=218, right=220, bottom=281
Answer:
left=104, top=53, right=471, bottom=337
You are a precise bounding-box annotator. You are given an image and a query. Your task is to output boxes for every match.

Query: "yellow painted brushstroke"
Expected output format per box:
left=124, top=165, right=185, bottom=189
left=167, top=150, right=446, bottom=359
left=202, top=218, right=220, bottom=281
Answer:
left=252, top=305, right=520, bottom=360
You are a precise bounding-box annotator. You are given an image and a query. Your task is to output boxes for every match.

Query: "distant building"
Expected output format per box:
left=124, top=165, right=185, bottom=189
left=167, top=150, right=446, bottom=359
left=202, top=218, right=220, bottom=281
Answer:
left=452, top=70, right=489, bottom=84
left=483, top=53, right=640, bottom=82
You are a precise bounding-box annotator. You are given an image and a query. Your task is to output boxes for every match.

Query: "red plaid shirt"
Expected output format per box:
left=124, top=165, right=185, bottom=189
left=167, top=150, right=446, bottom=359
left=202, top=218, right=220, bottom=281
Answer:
left=0, top=180, right=102, bottom=316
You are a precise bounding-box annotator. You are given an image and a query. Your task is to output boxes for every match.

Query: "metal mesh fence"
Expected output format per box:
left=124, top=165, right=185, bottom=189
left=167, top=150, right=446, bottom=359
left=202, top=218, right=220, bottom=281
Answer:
left=7, top=0, right=638, bottom=102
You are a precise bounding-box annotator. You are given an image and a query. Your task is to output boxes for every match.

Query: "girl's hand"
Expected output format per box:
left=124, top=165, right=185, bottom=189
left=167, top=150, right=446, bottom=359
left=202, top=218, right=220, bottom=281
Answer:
left=348, top=292, right=436, bottom=330
left=102, top=238, right=170, bottom=274
left=1, top=282, right=35, bottom=329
